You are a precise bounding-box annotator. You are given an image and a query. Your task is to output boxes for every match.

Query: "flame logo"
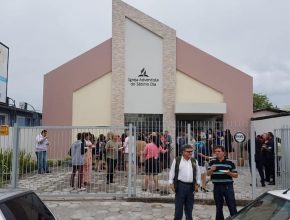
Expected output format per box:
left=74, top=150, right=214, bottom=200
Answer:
left=138, top=68, right=149, bottom=77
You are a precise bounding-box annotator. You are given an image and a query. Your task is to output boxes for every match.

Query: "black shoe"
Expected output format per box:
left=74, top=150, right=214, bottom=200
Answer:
left=201, top=187, right=209, bottom=192
left=261, top=182, right=266, bottom=187
left=142, top=188, right=147, bottom=192
left=45, top=170, right=51, bottom=173
left=268, top=182, right=275, bottom=185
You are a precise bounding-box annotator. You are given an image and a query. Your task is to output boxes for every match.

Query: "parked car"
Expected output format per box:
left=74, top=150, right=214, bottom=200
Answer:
left=227, top=189, right=290, bottom=220
left=0, top=189, right=56, bottom=220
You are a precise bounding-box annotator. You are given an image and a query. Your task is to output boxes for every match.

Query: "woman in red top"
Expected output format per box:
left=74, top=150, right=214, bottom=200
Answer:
left=142, top=134, right=167, bottom=192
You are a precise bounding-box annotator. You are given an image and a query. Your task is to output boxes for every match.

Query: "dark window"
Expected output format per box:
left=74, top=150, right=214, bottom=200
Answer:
left=0, top=115, right=6, bottom=125
left=0, top=192, right=55, bottom=220
left=16, top=117, right=31, bottom=126
left=232, top=193, right=290, bottom=220
left=125, top=114, right=163, bottom=134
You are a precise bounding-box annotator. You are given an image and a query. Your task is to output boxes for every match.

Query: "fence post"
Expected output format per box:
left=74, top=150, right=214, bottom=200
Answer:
left=128, top=123, right=133, bottom=198
left=187, top=124, right=191, bottom=145
left=133, top=125, right=137, bottom=197
left=274, top=129, right=278, bottom=188
left=11, top=123, right=19, bottom=189
left=250, top=122, right=257, bottom=199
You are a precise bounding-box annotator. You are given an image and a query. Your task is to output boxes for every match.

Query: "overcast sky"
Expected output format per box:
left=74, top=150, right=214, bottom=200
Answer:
left=1, top=0, right=290, bottom=112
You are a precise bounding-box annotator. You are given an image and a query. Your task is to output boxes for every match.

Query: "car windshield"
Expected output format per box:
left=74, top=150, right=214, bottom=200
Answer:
left=232, top=193, right=290, bottom=220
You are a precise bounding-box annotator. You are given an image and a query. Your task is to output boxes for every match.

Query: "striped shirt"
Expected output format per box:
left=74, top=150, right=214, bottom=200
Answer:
left=208, top=158, right=237, bottom=184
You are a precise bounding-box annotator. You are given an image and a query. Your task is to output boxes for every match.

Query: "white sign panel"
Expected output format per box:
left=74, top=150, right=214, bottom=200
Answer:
left=0, top=43, right=9, bottom=103
left=234, top=132, right=246, bottom=143
left=124, top=19, right=163, bottom=114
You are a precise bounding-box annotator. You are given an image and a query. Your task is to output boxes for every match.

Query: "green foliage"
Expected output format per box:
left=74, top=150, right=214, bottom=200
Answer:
left=47, top=160, right=54, bottom=167
left=0, top=149, right=37, bottom=186
left=19, top=151, right=37, bottom=174
left=47, top=159, right=67, bottom=167
left=253, top=93, right=275, bottom=111
left=0, top=149, right=12, bottom=181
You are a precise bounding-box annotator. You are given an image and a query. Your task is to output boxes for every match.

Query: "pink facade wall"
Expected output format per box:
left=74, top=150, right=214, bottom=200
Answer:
left=43, top=37, right=253, bottom=127
left=43, top=39, right=112, bottom=125
left=176, top=38, right=253, bottom=125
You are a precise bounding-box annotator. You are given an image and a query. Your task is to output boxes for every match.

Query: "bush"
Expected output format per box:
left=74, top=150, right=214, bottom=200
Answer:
left=47, top=160, right=54, bottom=167
left=0, top=149, right=12, bottom=181
left=19, top=151, right=37, bottom=174
left=0, top=149, right=37, bottom=184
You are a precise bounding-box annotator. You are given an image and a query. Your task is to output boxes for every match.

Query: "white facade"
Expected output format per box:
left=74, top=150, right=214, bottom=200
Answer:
left=252, top=115, right=290, bottom=135
left=124, top=19, right=163, bottom=114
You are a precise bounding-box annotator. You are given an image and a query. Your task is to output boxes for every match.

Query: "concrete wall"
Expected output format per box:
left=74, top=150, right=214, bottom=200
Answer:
left=176, top=38, right=253, bottom=125
left=252, top=116, right=290, bottom=135
left=72, top=73, right=112, bottom=126
left=43, top=1, right=253, bottom=130
left=176, top=70, right=223, bottom=103
left=43, top=39, right=112, bottom=126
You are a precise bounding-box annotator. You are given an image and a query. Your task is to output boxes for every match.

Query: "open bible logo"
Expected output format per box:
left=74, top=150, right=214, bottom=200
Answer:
left=138, top=68, right=149, bottom=77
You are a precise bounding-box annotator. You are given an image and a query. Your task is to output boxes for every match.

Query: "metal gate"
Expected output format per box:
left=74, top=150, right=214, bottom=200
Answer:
left=2, top=122, right=289, bottom=200
left=250, top=125, right=290, bottom=198
left=0, top=125, right=137, bottom=198
left=274, top=128, right=290, bottom=189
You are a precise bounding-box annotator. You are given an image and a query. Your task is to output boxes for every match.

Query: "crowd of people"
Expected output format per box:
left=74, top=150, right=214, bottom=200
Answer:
left=176, top=128, right=235, bottom=158
left=247, top=131, right=277, bottom=187
left=67, top=130, right=173, bottom=192
left=34, top=128, right=244, bottom=192
left=36, top=128, right=280, bottom=219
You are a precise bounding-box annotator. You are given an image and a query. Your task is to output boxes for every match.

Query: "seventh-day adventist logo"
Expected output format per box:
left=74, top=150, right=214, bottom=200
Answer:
left=128, top=67, right=159, bottom=87
left=138, top=68, right=149, bottom=77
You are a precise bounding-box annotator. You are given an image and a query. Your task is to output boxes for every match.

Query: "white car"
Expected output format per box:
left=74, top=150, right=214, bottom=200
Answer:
left=0, top=189, right=57, bottom=220
left=227, top=189, right=290, bottom=220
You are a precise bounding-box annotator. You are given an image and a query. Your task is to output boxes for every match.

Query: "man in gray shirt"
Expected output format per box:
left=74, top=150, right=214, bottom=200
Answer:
left=105, top=133, right=119, bottom=184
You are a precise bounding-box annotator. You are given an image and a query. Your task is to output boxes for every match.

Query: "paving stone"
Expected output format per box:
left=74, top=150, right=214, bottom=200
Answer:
left=108, top=207, right=120, bottom=212
left=13, top=165, right=273, bottom=219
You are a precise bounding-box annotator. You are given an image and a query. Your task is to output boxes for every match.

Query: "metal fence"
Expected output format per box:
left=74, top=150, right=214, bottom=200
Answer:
left=1, top=121, right=287, bottom=200
left=1, top=125, right=136, bottom=198
left=274, top=127, right=290, bottom=189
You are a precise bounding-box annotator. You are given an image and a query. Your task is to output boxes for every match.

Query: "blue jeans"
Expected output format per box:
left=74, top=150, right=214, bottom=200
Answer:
left=213, top=183, right=237, bottom=220
left=36, top=151, right=48, bottom=173
left=174, top=181, right=194, bottom=220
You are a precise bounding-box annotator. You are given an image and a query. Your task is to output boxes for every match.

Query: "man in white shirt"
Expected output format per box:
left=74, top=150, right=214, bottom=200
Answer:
left=123, top=134, right=135, bottom=176
left=35, top=130, right=50, bottom=174
left=169, top=144, right=201, bottom=220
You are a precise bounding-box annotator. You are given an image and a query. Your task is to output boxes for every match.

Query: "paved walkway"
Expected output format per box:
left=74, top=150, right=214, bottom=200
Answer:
left=13, top=165, right=277, bottom=219
left=16, top=165, right=275, bottom=202
left=45, top=200, right=238, bottom=220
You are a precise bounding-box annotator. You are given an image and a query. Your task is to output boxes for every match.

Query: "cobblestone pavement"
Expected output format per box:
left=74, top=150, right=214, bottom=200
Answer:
left=13, top=165, right=275, bottom=219
left=17, top=165, right=275, bottom=201
left=45, top=200, right=239, bottom=220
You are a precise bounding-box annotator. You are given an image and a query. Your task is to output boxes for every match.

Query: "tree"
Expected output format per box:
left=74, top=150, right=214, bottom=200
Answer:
left=253, top=93, right=275, bottom=111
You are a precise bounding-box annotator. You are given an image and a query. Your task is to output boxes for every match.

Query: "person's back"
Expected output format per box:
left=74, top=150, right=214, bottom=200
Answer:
left=124, top=136, right=135, bottom=154
left=195, top=140, right=207, bottom=166
left=105, top=139, right=119, bottom=159
left=255, top=137, right=263, bottom=161
left=144, top=142, right=159, bottom=159
left=71, top=140, right=84, bottom=165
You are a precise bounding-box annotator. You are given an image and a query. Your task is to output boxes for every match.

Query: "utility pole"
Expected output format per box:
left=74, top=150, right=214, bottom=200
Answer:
left=6, top=96, right=16, bottom=126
